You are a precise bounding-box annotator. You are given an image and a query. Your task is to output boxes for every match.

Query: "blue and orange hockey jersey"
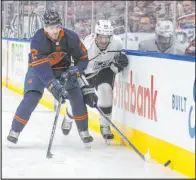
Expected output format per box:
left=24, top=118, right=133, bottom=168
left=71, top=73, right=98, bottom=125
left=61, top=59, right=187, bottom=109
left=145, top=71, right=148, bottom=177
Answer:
left=28, top=28, right=88, bottom=88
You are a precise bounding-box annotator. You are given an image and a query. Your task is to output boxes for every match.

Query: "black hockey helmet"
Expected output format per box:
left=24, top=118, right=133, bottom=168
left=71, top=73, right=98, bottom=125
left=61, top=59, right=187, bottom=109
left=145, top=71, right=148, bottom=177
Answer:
left=42, top=9, right=62, bottom=27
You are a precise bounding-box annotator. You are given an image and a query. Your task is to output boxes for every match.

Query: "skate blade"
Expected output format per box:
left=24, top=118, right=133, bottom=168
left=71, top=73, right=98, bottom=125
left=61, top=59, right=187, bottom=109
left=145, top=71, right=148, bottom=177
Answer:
left=105, top=139, right=111, bottom=145
left=7, top=141, right=17, bottom=148
left=84, top=142, right=91, bottom=149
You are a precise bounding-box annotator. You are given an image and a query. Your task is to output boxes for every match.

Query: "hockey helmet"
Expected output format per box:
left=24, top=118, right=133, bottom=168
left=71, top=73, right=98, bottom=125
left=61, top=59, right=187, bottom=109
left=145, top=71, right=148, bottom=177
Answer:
left=155, top=20, right=174, bottom=49
left=95, top=20, right=114, bottom=50
left=95, top=20, right=114, bottom=36
left=43, top=9, right=62, bottom=27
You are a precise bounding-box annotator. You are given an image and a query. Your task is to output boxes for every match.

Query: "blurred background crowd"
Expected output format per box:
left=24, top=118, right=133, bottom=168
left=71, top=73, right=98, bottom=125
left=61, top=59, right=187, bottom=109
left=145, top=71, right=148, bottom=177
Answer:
left=2, top=1, right=195, bottom=55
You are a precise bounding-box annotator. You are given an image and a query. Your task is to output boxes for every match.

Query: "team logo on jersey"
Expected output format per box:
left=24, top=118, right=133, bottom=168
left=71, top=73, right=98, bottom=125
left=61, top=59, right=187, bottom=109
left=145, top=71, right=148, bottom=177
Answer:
left=48, top=52, right=66, bottom=66
left=93, top=59, right=111, bottom=70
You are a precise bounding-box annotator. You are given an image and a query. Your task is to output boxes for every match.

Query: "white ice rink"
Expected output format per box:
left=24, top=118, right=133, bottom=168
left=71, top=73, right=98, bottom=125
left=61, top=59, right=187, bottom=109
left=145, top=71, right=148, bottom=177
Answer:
left=2, top=87, right=188, bottom=178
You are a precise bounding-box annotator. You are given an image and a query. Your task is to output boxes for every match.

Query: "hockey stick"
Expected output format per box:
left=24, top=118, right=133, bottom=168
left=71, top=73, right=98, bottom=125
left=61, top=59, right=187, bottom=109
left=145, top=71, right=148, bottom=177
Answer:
left=46, top=98, right=62, bottom=158
left=94, top=104, right=150, bottom=161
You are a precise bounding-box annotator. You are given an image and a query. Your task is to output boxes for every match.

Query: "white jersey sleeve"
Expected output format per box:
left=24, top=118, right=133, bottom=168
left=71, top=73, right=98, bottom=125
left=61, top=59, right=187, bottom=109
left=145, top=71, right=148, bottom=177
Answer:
left=83, top=34, right=123, bottom=79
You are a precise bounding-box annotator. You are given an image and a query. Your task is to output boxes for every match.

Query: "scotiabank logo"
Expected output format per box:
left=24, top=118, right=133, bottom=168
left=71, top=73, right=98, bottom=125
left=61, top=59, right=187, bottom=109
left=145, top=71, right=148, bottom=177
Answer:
left=113, top=71, right=158, bottom=121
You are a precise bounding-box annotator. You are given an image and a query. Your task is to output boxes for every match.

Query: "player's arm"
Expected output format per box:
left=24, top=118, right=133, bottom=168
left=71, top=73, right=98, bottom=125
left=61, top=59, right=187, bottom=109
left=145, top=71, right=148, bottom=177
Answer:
left=30, top=39, right=66, bottom=102
left=30, top=39, right=55, bottom=87
left=71, top=34, right=89, bottom=75
left=110, top=38, right=128, bottom=73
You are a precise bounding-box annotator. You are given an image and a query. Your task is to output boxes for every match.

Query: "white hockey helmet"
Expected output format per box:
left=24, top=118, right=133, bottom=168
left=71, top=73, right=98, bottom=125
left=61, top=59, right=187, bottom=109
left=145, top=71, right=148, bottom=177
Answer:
left=95, top=20, right=114, bottom=36
left=94, top=20, right=114, bottom=50
left=155, top=20, right=174, bottom=37
left=155, top=20, right=174, bottom=50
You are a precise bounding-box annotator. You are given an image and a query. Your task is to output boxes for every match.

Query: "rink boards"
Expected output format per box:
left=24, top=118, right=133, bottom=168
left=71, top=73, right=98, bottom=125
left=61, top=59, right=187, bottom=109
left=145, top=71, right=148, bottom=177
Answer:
left=2, top=38, right=195, bottom=178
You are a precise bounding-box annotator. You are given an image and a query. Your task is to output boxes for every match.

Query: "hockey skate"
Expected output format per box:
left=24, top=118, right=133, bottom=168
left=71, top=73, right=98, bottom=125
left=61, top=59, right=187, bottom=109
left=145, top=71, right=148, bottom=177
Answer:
left=78, top=130, right=93, bottom=149
left=7, top=129, right=20, bottom=148
left=61, top=116, right=73, bottom=135
left=100, top=125, right=114, bottom=145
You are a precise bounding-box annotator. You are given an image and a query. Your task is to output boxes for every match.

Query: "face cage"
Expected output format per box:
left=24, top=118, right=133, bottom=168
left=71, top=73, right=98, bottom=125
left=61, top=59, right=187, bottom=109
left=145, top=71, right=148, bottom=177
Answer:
left=156, top=34, right=174, bottom=45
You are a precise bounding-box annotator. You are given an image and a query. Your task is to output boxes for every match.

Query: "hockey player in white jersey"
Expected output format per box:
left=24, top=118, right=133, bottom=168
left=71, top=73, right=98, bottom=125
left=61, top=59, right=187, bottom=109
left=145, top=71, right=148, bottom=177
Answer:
left=138, top=20, right=186, bottom=54
left=61, top=20, right=128, bottom=143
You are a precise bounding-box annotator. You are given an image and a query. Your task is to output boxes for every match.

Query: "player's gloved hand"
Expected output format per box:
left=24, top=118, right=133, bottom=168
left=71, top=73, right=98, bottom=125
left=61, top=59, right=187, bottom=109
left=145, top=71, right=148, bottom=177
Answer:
left=82, top=85, right=98, bottom=108
left=60, top=66, right=80, bottom=90
left=48, top=79, right=67, bottom=104
left=110, top=53, right=128, bottom=73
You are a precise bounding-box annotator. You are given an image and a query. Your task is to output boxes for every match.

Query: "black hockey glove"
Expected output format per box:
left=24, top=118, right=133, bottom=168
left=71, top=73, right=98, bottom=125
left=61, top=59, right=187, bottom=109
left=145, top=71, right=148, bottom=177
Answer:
left=48, top=79, right=67, bottom=104
left=60, top=66, right=80, bottom=90
left=110, top=53, right=128, bottom=73
left=82, top=85, right=98, bottom=108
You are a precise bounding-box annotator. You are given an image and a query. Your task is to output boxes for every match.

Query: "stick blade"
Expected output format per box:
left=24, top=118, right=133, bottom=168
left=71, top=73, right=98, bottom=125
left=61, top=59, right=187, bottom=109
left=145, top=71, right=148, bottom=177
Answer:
left=144, top=148, right=151, bottom=161
left=46, top=151, right=53, bottom=159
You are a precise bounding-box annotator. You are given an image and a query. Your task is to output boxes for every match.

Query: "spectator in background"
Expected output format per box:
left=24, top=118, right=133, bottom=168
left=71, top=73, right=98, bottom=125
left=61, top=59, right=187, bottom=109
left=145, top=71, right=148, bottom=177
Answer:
left=138, top=15, right=154, bottom=33
left=134, top=1, right=156, bottom=17
left=166, top=2, right=184, bottom=20
left=128, top=10, right=144, bottom=32
left=185, top=38, right=195, bottom=56
left=136, top=1, right=148, bottom=10
left=177, top=1, right=195, bottom=30
left=182, top=1, right=195, bottom=15
left=74, top=19, right=90, bottom=39
left=176, top=2, right=184, bottom=17
left=155, top=2, right=166, bottom=20
left=150, top=15, right=157, bottom=30
left=138, top=20, right=186, bottom=54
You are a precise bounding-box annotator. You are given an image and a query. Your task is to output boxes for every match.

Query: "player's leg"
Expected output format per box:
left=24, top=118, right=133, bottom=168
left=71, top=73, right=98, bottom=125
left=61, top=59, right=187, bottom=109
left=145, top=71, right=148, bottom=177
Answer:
left=67, top=87, right=93, bottom=145
left=7, top=67, right=44, bottom=145
left=93, top=68, right=115, bottom=141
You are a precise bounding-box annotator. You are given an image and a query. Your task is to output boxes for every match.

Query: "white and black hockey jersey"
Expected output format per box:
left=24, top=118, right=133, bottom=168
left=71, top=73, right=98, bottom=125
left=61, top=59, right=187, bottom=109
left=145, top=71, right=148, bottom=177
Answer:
left=82, top=33, right=123, bottom=79
left=138, top=38, right=186, bottom=55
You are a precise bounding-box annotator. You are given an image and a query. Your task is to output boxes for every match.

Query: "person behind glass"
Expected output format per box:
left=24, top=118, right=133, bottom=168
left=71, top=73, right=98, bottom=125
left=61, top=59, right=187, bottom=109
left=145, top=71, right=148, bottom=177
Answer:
left=185, top=38, right=195, bottom=56
left=182, top=1, right=195, bottom=15
left=128, top=10, right=144, bottom=32
left=138, top=15, right=154, bottom=33
left=7, top=9, right=98, bottom=147
left=138, top=20, right=186, bottom=54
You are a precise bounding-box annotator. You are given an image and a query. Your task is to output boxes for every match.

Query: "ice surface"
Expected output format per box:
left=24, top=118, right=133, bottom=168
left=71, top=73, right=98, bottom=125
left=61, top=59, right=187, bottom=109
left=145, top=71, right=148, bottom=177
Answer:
left=2, top=87, right=188, bottom=178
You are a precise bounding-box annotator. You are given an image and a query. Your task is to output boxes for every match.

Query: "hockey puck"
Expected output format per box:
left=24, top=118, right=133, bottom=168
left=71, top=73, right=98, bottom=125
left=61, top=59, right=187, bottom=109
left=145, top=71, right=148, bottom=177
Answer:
left=164, top=160, right=171, bottom=167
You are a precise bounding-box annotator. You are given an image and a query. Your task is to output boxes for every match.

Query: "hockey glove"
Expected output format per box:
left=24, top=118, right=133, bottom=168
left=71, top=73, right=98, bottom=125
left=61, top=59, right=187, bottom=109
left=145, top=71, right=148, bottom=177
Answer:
left=82, top=85, right=98, bottom=108
left=48, top=79, right=67, bottom=104
left=110, top=53, right=128, bottom=73
left=60, top=66, right=80, bottom=90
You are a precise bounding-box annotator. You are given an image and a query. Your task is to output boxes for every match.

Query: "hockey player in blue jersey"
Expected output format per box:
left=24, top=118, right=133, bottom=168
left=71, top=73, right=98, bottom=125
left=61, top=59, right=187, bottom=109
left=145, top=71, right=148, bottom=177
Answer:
left=7, top=9, right=98, bottom=147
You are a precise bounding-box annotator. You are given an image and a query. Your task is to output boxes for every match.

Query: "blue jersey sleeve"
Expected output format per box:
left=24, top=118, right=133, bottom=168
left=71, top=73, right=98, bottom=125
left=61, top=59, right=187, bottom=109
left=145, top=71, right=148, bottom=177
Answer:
left=69, top=32, right=89, bottom=74
left=30, top=39, right=55, bottom=88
